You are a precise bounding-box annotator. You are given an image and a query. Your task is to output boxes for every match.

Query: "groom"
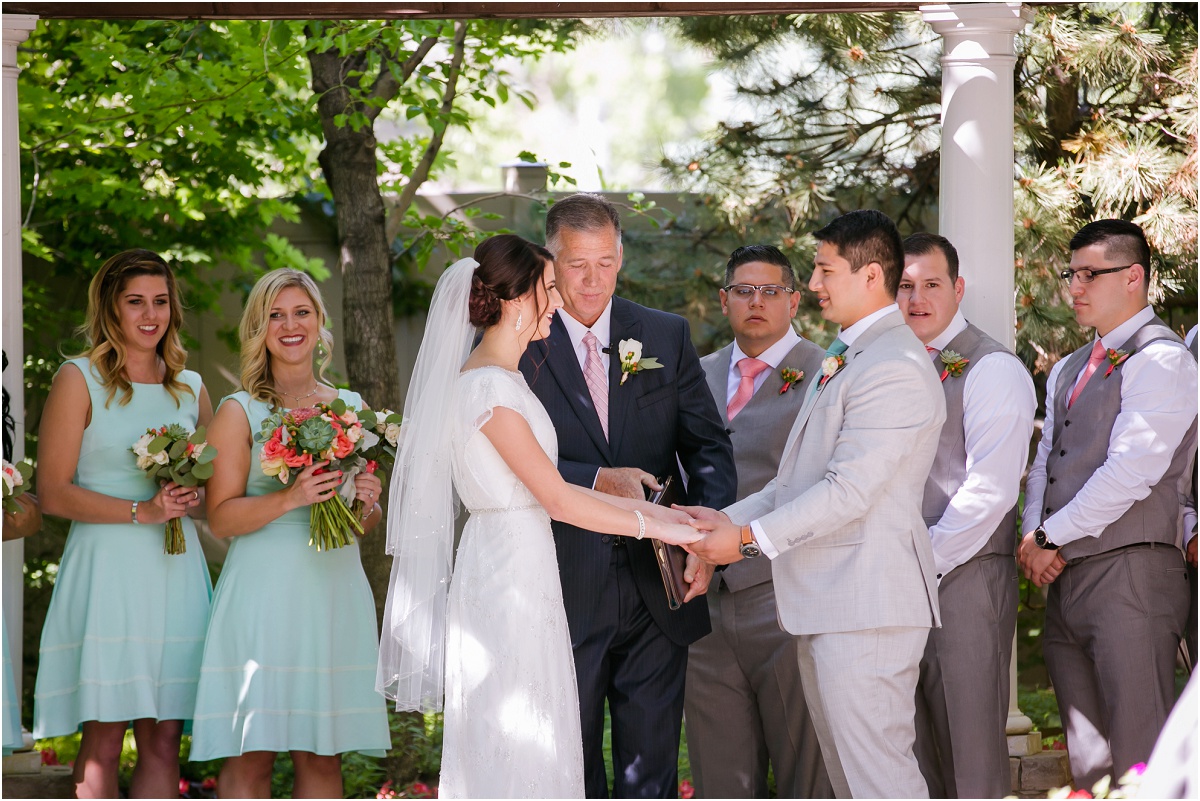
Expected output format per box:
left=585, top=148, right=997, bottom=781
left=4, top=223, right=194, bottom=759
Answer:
left=521, top=193, right=736, bottom=798
left=686, top=210, right=944, bottom=798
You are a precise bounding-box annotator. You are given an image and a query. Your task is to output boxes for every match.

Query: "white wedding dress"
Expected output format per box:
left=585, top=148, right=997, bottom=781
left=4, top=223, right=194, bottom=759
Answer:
left=439, top=366, right=585, bottom=799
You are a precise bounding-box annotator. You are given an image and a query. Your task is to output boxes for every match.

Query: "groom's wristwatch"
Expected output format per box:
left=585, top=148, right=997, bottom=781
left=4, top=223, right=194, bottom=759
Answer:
left=739, top=525, right=762, bottom=559
left=1033, top=526, right=1059, bottom=551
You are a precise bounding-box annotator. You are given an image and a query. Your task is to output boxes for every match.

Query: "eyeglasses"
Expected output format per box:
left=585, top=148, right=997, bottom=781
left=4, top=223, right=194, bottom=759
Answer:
left=723, top=284, right=795, bottom=300
left=1058, top=265, right=1134, bottom=284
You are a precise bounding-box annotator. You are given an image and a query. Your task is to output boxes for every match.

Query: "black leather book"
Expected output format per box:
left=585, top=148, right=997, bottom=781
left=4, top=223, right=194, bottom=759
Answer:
left=646, top=476, right=689, bottom=611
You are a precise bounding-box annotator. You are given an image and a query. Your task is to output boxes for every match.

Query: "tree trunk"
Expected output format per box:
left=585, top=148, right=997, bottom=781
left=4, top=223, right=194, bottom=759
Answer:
left=308, top=47, right=399, bottom=633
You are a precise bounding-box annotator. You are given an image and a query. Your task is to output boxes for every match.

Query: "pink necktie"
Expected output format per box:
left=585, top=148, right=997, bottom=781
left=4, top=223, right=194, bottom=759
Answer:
left=583, top=331, right=609, bottom=440
left=727, top=357, right=770, bottom=421
left=1068, top=340, right=1108, bottom=408
left=926, top=345, right=940, bottom=362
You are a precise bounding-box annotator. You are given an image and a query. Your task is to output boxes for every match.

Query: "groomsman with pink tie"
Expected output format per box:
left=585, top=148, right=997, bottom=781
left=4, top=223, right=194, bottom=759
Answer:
left=685, top=245, right=831, bottom=798
left=1019, top=220, right=1197, bottom=789
left=897, top=233, right=1036, bottom=798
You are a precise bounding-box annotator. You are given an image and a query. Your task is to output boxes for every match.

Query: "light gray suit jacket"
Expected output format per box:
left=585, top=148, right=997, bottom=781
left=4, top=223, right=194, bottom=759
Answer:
left=701, top=338, right=825, bottom=592
left=724, top=310, right=945, bottom=635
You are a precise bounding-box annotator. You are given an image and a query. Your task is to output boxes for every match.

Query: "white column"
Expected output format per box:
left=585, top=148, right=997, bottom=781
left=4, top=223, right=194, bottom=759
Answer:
left=921, top=2, right=1035, bottom=738
left=921, top=2, right=1033, bottom=348
left=3, top=13, right=38, bottom=741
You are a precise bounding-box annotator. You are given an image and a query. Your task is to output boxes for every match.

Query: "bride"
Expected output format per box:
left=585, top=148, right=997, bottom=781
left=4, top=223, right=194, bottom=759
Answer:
left=377, top=234, right=702, bottom=798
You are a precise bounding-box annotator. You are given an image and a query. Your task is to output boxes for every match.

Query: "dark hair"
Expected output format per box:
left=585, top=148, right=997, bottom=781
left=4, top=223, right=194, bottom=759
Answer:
left=812, top=210, right=904, bottom=298
left=903, top=233, right=960, bottom=282
left=469, top=234, right=554, bottom=328
left=544, top=193, right=622, bottom=254
left=725, top=245, right=797, bottom=290
left=1069, top=219, right=1153, bottom=284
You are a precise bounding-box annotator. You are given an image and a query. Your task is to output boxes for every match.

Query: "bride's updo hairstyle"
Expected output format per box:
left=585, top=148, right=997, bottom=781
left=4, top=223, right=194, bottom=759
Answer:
left=468, top=234, right=554, bottom=329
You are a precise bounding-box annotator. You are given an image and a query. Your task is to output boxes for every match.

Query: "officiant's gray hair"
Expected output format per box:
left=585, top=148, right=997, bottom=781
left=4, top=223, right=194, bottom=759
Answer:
left=545, top=193, right=622, bottom=255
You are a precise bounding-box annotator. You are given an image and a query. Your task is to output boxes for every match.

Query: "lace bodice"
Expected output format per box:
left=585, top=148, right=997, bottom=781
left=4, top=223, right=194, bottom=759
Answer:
left=450, top=367, right=558, bottom=512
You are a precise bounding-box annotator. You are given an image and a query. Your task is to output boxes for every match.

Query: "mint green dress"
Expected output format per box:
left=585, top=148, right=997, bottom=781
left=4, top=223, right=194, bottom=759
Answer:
left=33, top=358, right=213, bottom=737
left=188, top=391, right=390, bottom=759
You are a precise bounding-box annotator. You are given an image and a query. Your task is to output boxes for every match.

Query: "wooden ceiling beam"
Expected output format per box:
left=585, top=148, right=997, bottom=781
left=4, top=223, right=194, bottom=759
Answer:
left=2, top=2, right=922, bottom=20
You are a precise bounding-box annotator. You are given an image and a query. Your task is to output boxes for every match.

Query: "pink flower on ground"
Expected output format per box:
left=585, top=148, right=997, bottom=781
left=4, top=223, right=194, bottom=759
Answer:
left=39, top=748, right=60, bottom=766
left=410, top=781, right=434, bottom=798
left=179, top=778, right=191, bottom=795
left=679, top=779, right=695, bottom=799
left=1128, top=762, right=1147, bottom=776
left=375, top=779, right=397, bottom=799
left=1066, top=790, right=1092, bottom=799
left=201, top=777, right=217, bottom=790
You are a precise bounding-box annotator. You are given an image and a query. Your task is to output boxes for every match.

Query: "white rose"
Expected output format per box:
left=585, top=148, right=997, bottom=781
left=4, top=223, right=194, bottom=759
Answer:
left=152, top=450, right=170, bottom=466
left=384, top=422, right=402, bottom=447
left=191, top=442, right=206, bottom=458
left=1, top=467, right=13, bottom=494
left=618, top=338, right=642, bottom=364
left=821, top=356, right=841, bottom=377
left=136, top=454, right=156, bottom=471
left=345, top=426, right=363, bottom=444
left=133, top=433, right=154, bottom=458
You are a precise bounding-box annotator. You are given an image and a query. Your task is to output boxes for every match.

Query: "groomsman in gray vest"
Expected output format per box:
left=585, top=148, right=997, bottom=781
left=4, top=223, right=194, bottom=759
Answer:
left=1018, top=219, right=1197, bottom=790
left=685, top=245, right=831, bottom=799
left=897, top=234, right=1036, bottom=798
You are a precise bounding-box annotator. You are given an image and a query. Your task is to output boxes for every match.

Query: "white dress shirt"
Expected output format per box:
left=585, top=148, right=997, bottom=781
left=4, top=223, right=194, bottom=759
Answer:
left=1184, top=325, right=1198, bottom=542
left=1024, top=305, right=1199, bottom=547
left=751, top=304, right=899, bottom=559
left=557, top=302, right=613, bottom=376
left=724, top=327, right=803, bottom=405
left=925, top=311, right=1037, bottom=580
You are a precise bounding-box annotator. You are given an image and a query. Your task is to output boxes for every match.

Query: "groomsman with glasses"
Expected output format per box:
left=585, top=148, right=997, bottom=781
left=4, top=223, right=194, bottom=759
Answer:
left=685, top=245, right=831, bottom=798
left=1019, top=219, right=1197, bottom=790
left=897, top=233, right=1036, bottom=798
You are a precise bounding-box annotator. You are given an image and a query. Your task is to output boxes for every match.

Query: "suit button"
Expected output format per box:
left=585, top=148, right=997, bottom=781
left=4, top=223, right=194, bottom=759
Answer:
left=600, top=535, right=611, bottom=544
left=1065, top=420, right=1071, bottom=427
left=1045, top=507, right=1053, bottom=514
left=1048, top=477, right=1056, bottom=484
left=936, top=573, right=943, bottom=580
left=1060, top=450, right=1066, bottom=456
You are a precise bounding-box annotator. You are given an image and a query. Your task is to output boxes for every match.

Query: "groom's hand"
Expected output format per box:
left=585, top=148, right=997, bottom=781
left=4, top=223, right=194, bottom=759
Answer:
left=672, top=504, right=729, bottom=525
left=595, top=467, right=661, bottom=500
left=685, top=516, right=744, bottom=565
left=681, top=554, right=714, bottom=603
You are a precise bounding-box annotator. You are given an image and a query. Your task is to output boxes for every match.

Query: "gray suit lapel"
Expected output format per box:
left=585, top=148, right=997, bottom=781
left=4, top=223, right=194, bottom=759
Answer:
left=707, top=343, right=733, bottom=427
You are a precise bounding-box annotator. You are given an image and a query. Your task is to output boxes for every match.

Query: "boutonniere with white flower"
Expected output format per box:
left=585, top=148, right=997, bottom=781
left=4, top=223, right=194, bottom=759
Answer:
left=1103, top=348, right=1130, bottom=378
left=817, top=355, right=845, bottom=389
left=617, top=339, right=663, bottom=385
left=779, top=367, right=804, bottom=395
left=938, top=349, right=970, bottom=382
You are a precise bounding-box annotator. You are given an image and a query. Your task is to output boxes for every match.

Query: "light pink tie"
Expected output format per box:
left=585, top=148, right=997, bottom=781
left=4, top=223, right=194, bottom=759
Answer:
left=727, top=357, right=770, bottom=421
left=583, top=331, right=609, bottom=440
left=1068, top=340, right=1108, bottom=408
left=926, top=345, right=940, bottom=362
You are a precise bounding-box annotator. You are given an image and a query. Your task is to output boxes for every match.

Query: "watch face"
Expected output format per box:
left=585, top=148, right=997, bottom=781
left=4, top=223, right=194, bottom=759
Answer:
left=739, top=543, right=762, bottom=559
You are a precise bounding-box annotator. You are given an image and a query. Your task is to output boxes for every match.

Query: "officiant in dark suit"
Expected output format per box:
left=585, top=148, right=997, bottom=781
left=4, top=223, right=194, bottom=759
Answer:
left=520, top=193, right=736, bottom=798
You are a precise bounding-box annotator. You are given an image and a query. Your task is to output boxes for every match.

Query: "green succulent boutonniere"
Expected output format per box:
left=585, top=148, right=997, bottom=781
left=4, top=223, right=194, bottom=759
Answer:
left=938, top=349, right=970, bottom=382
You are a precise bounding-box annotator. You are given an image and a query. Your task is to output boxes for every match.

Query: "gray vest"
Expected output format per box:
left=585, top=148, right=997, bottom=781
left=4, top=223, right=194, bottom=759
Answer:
left=701, top=337, right=825, bottom=592
left=1041, top=316, right=1197, bottom=560
left=922, top=322, right=1023, bottom=560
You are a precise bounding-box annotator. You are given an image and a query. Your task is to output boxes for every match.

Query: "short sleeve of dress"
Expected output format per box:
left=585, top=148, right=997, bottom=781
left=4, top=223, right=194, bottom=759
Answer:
left=458, top=369, right=529, bottom=433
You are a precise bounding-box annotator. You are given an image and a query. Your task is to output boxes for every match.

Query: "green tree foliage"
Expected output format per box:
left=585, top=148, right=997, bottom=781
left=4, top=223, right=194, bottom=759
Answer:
left=664, top=4, right=1197, bottom=370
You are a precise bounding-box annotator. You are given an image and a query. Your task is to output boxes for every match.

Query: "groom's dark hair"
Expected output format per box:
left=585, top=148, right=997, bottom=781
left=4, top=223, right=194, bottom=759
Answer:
left=545, top=193, right=623, bottom=254
left=812, top=210, right=904, bottom=298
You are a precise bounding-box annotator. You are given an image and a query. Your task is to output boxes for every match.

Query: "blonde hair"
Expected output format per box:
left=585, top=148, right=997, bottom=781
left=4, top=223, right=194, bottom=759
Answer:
left=239, top=269, right=335, bottom=409
left=75, top=249, right=192, bottom=408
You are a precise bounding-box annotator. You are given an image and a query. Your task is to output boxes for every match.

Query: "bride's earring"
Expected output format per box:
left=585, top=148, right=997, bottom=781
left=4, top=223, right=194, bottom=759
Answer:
left=514, top=311, right=523, bottom=332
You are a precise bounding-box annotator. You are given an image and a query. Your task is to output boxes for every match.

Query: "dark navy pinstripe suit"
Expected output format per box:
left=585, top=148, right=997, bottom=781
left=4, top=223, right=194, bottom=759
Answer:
left=521, top=297, right=736, bottom=798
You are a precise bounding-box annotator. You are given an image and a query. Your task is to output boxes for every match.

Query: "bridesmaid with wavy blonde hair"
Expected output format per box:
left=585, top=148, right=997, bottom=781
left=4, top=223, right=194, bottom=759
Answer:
left=189, top=268, right=389, bottom=798
left=34, top=249, right=213, bottom=798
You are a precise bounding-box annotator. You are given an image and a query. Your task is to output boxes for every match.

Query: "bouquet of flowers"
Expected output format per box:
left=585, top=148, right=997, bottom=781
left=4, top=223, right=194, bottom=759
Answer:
left=352, top=408, right=401, bottom=519
left=255, top=398, right=369, bottom=552
left=131, top=424, right=217, bottom=554
left=2, top=460, right=33, bottom=514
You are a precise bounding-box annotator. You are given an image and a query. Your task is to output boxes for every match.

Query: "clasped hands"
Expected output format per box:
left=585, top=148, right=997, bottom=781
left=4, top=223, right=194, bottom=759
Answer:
left=1016, top=532, right=1067, bottom=587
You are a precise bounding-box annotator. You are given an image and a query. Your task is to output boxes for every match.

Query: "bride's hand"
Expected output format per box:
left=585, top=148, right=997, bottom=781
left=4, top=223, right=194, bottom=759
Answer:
left=646, top=517, right=704, bottom=546
left=640, top=503, right=692, bottom=526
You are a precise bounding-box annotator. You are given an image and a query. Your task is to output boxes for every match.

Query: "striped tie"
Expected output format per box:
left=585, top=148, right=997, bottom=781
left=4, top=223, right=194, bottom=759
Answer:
left=583, top=331, right=609, bottom=440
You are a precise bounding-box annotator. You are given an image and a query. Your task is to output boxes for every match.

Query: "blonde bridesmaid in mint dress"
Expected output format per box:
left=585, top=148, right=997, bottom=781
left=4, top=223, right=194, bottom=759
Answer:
left=189, top=269, right=389, bottom=798
left=33, top=250, right=213, bottom=798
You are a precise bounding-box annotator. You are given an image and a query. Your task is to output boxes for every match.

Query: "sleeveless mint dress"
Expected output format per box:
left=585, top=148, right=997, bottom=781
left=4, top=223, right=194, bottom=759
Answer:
left=188, top=390, right=390, bottom=759
left=4, top=619, right=21, bottom=753
left=33, top=358, right=213, bottom=737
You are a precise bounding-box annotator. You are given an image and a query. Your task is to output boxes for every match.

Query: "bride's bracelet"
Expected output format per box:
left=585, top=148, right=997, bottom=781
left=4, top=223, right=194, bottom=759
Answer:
left=633, top=510, right=645, bottom=540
